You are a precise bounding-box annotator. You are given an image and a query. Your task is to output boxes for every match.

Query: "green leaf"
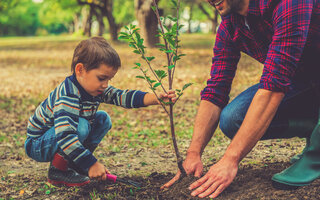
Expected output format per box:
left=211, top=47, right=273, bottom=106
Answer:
left=146, top=56, right=155, bottom=61
left=182, top=83, right=193, bottom=90
left=133, top=50, right=140, bottom=54
left=45, top=190, right=51, bottom=195
left=175, top=89, right=181, bottom=92
left=167, top=16, right=177, bottom=22
left=155, top=70, right=167, bottom=79
left=168, top=65, right=175, bottom=70
left=156, top=43, right=166, bottom=47
left=154, top=82, right=161, bottom=88
left=151, top=6, right=156, bottom=12
left=170, top=0, right=177, bottom=7
left=118, top=35, right=128, bottom=40
left=135, top=63, right=141, bottom=67
left=136, top=76, right=145, bottom=80
left=165, top=50, right=174, bottom=53
left=132, top=66, right=138, bottom=69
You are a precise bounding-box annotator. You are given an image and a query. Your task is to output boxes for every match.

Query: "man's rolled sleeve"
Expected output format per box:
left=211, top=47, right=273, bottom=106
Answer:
left=259, top=0, right=313, bottom=93
left=201, top=20, right=240, bottom=109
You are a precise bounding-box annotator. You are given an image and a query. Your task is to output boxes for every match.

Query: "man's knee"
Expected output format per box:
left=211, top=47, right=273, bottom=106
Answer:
left=219, top=106, right=243, bottom=140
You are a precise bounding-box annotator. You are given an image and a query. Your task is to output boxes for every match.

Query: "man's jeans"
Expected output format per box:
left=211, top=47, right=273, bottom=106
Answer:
left=25, top=111, right=112, bottom=162
left=220, top=80, right=320, bottom=140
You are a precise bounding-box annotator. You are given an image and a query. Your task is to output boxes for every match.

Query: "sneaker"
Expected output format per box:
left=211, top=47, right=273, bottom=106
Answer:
left=48, top=165, right=90, bottom=187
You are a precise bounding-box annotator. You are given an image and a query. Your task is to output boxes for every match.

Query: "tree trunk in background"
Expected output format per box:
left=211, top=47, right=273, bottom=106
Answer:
left=77, top=0, right=119, bottom=41
left=92, top=8, right=105, bottom=36
left=134, top=0, right=160, bottom=48
left=197, top=2, right=219, bottom=34
left=212, top=9, right=218, bottom=34
left=82, top=6, right=92, bottom=36
left=187, top=3, right=194, bottom=33
left=99, top=0, right=118, bottom=41
left=72, top=12, right=81, bottom=33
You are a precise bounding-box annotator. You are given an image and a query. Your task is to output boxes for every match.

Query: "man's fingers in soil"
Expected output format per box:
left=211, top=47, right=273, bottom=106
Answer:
left=160, top=172, right=180, bottom=189
left=190, top=178, right=213, bottom=197
left=194, top=167, right=202, bottom=177
left=189, top=175, right=208, bottom=190
left=197, top=180, right=222, bottom=198
left=209, top=184, right=226, bottom=199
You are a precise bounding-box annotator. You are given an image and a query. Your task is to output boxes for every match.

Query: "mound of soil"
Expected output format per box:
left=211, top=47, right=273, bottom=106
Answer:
left=2, top=162, right=319, bottom=199
left=71, top=162, right=320, bottom=200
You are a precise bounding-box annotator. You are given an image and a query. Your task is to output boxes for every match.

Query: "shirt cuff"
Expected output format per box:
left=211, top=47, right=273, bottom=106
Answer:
left=201, top=94, right=227, bottom=109
left=133, top=91, right=147, bottom=108
left=77, top=152, right=98, bottom=173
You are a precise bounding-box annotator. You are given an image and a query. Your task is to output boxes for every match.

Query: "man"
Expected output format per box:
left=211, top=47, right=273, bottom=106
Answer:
left=162, top=0, right=320, bottom=198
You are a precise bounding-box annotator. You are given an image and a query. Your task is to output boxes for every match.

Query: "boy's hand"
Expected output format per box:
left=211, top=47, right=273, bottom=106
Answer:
left=88, top=161, right=110, bottom=181
left=159, top=90, right=177, bottom=104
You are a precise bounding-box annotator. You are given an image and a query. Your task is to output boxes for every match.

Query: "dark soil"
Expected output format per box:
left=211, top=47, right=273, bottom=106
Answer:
left=3, top=162, right=319, bottom=200
left=93, top=162, right=320, bottom=200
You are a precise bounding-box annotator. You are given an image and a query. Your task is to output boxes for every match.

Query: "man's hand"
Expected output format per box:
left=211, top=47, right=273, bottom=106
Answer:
left=88, top=161, right=110, bottom=181
left=161, top=151, right=203, bottom=189
left=189, top=157, right=238, bottom=199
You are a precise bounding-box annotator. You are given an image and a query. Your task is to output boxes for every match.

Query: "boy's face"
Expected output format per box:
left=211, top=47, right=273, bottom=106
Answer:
left=75, top=63, right=118, bottom=97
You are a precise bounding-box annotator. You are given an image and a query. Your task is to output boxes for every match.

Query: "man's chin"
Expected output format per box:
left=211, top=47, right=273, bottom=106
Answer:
left=219, top=9, right=232, bottom=17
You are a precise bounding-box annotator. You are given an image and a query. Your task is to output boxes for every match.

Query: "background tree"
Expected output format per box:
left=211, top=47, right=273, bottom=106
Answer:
left=134, top=0, right=160, bottom=48
left=197, top=0, right=219, bottom=34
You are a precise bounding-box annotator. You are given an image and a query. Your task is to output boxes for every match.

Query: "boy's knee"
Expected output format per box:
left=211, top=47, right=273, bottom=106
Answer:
left=220, top=106, right=243, bottom=140
left=96, top=111, right=112, bottom=131
left=77, top=118, right=91, bottom=142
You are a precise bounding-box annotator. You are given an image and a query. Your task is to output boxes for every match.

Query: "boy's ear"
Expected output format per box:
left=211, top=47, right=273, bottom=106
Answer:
left=75, top=63, right=84, bottom=76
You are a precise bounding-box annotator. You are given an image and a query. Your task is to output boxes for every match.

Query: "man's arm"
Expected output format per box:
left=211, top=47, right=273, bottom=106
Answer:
left=187, top=100, right=221, bottom=157
left=189, top=89, right=284, bottom=198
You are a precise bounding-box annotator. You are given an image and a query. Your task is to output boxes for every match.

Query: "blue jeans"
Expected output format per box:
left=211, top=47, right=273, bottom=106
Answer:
left=220, top=80, right=320, bottom=140
left=25, top=111, right=112, bottom=162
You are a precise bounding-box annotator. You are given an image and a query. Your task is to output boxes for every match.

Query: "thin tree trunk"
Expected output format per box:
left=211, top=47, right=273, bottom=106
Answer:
left=135, top=0, right=160, bottom=48
left=198, top=2, right=219, bottom=34
left=92, top=8, right=105, bottom=36
left=187, top=3, right=194, bottom=33
left=98, top=0, right=118, bottom=41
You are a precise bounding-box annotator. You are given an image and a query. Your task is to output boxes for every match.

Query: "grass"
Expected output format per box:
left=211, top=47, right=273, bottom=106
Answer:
left=0, top=33, right=305, bottom=199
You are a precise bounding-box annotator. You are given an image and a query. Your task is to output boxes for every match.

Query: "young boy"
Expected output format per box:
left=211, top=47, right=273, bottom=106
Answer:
left=25, top=37, right=176, bottom=187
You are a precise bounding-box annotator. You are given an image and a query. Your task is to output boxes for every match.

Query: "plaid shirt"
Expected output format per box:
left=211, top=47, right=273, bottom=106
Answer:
left=201, top=0, right=320, bottom=108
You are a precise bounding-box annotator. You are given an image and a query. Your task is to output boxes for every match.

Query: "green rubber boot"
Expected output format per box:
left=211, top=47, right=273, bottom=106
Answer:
left=290, top=138, right=310, bottom=164
left=272, top=115, right=320, bottom=189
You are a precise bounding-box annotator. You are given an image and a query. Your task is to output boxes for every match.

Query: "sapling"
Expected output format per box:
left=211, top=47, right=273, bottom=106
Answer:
left=119, top=0, right=191, bottom=176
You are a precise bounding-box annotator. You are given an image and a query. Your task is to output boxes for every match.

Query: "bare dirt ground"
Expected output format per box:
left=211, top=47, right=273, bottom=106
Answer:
left=0, top=35, right=319, bottom=199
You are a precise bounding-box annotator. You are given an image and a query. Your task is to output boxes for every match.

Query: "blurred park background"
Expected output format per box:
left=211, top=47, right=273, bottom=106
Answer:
left=0, top=0, right=306, bottom=199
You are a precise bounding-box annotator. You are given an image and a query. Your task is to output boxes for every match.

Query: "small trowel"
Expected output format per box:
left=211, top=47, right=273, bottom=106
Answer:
left=106, top=173, right=142, bottom=188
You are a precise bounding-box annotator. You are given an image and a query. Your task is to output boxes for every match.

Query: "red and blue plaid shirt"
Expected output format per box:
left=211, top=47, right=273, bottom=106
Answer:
left=201, top=0, right=320, bottom=108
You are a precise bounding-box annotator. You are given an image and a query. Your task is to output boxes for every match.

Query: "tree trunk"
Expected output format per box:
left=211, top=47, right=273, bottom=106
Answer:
left=98, top=0, right=118, bottom=41
left=197, top=2, right=219, bottom=34
left=187, top=3, right=194, bottom=33
left=212, top=9, right=219, bottom=34
left=92, top=9, right=105, bottom=36
left=134, top=0, right=160, bottom=48
left=82, top=6, right=93, bottom=37
left=77, top=0, right=118, bottom=41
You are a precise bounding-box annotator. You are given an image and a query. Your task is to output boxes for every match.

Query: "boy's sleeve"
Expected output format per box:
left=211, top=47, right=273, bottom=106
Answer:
left=102, top=85, right=147, bottom=108
left=53, top=95, right=97, bottom=173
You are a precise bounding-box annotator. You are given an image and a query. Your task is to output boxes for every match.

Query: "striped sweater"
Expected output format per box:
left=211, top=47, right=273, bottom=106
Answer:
left=27, top=74, right=146, bottom=172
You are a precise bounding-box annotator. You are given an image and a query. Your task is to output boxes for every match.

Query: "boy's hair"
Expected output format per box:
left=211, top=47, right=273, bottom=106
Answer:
left=71, top=37, right=121, bottom=72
